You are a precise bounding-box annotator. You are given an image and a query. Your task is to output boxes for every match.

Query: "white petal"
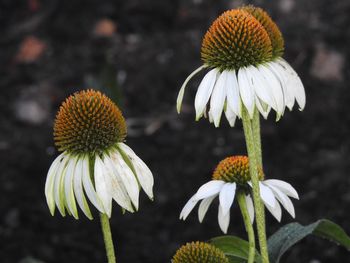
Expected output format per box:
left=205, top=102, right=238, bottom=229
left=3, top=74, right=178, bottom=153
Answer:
left=245, top=194, right=255, bottom=224
left=218, top=205, right=230, bottom=234
left=264, top=179, right=299, bottom=199
left=81, top=156, right=105, bottom=213
left=269, top=61, right=295, bottom=110
left=53, top=154, right=70, bottom=216
left=246, top=65, right=276, bottom=111
left=225, top=70, right=241, bottom=117
left=265, top=199, right=282, bottom=222
left=279, top=59, right=306, bottom=110
left=259, top=182, right=277, bottom=208
left=180, top=194, right=199, bottom=220
left=118, top=143, right=154, bottom=200
left=64, top=157, right=79, bottom=219
left=103, top=154, right=134, bottom=212
left=238, top=68, right=255, bottom=118
left=255, top=96, right=271, bottom=119
left=73, top=158, right=93, bottom=219
left=195, top=180, right=225, bottom=200
left=259, top=64, right=285, bottom=116
left=219, top=183, right=236, bottom=216
left=224, top=106, right=237, bottom=127
left=111, top=150, right=140, bottom=210
left=45, top=153, right=65, bottom=215
left=95, top=155, right=113, bottom=217
left=194, top=68, right=218, bottom=120
left=210, top=71, right=228, bottom=127
left=198, top=196, right=216, bottom=223
left=267, top=184, right=295, bottom=218
left=177, top=65, right=206, bottom=113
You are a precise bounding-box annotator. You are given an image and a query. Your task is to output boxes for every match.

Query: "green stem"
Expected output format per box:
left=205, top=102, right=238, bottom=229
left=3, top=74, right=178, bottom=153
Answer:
left=237, top=191, right=255, bottom=263
left=241, top=107, right=269, bottom=263
left=89, top=155, right=116, bottom=263
left=100, top=213, right=117, bottom=263
left=252, top=108, right=262, bottom=167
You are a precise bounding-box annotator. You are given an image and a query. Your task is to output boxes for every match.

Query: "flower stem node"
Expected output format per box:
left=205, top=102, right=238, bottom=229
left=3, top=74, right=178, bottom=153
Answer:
left=45, top=89, right=154, bottom=219
left=179, top=155, right=299, bottom=233
left=172, top=241, right=229, bottom=263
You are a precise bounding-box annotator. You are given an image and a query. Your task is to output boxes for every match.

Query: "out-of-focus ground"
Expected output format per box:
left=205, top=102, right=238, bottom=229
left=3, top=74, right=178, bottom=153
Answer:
left=0, top=0, right=350, bottom=262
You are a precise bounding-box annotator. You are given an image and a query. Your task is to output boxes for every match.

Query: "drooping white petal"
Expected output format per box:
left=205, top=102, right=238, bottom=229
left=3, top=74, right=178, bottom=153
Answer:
left=246, top=65, right=276, bottom=111
left=263, top=179, right=299, bottom=199
left=180, top=194, right=199, bottom=220
left=110, top=150, right=140, bottom=210
left=194, top=180, right=225, bottom=200
left=45, top=153, right=65, bottom=215
left=267, top=183, right=295, bottom=218
left=219, top=183, right=236, bottom=216
left=210, top=71, right=228, bottom=127
left=208, top=110, right=214, bottom=123
left=73, top=157, right=93, bottom=219
left=53, top=154, right=70, bottom=216
left=245, top=194, right=255, bottom=224
left=264, top=198, right=282, bottom=222
left=258, top=64, right=285, bottom=116
left=225, top=70, right=241, bottom=117
left=259, top=182, right=277, bottom=208
left=194, top=68, right=218, bottom=120
left=255, top=96, right=271, bottom=119
left=103, top=153, right=134, bottom=212
left=177, top=65, right=206, bottom=113
left=118, top=143, right=154, bottom=200
left=218, top=205, right=230, bottom=234
left=81, top=155, right=105, bottom=213
left=198, top=196, right=216, bottom=223
left=224, top=106, right=237, bottom=127
left=64, top=156, right=79, bottom=219
left=268, top=62, right=295, bottom=110
left=279, top=59, right=306, bottom=110
left=95, top=155, right=113, bottom=217
left=238, top=67, right=255, bottom=118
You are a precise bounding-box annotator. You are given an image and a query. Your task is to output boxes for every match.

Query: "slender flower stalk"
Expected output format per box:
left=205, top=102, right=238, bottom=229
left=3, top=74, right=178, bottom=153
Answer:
left=237, top=190, right=255, bottom=263
left=100, top=212, right=116, bottom=263
left=242, top=107, right=269, bottom=262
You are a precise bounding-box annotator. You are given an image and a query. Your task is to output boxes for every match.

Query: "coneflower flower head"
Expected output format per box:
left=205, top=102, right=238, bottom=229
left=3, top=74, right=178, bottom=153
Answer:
left=45, top=90, right=154, bottom=220
left=180, top=155, right=299, bottom=233
left=177, top=5, right=305, bottom=127
left=172, top=241, right=229, bottom=263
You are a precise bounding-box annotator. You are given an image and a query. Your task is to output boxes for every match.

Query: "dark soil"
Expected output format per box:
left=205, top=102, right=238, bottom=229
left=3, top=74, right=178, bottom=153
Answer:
left=1, top=0, right=350, bottom=262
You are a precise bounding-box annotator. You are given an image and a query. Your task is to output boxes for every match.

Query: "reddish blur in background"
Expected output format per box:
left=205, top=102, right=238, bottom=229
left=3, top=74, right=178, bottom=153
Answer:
left=0, top=0, right=350, bottom=262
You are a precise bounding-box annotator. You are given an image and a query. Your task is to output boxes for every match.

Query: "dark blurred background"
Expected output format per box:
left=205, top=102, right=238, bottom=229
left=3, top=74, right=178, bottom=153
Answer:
left=1, top=0, right=350, bottom=262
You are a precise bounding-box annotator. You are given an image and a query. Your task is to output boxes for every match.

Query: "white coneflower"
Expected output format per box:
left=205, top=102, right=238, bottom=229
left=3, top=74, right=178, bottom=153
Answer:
left=176, top=6, right=306, bottom=127
left=172, top=241, right=229, bottom=263
left=45, top=90, right=154, bottom=219
left=180, top=156, right=299, bottom=233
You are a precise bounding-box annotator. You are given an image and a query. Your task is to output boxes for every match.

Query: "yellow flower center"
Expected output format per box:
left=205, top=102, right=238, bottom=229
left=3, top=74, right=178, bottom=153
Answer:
left=54, top=89, right=127, bottom=155
left=241, top=5, right=284, bottom=58
left=172, top=241, right=229, bottom=263
left=201, top=9, right=272, bottom=71
left=212, top=156, right=264, bottom=184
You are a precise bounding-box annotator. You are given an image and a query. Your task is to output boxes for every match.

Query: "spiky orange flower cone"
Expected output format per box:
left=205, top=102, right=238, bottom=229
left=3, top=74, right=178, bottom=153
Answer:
left=172, top=241, right=229, bottom=263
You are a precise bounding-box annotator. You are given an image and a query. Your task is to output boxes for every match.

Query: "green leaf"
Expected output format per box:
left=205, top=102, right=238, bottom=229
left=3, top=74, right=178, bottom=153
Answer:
left=268, top=219, right=350, bottom=263
left=210, top=236, right=262, bottom=263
